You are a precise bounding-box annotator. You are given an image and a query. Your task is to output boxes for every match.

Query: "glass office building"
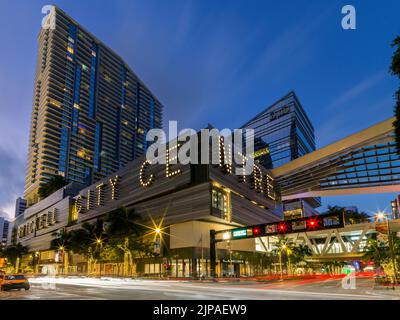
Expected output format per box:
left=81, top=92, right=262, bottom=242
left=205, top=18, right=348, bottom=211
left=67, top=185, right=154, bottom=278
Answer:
left=24, top=6, right=163, bottom=205
left=241, top=91, right=315, bottom=169
left=241, top=91, right=318, bottom=215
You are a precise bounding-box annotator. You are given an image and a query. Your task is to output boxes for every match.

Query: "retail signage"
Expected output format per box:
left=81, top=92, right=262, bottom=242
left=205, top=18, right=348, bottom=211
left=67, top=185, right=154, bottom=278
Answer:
left=17, top=209, right=58, bottom=239
left=269, top=105, right=290, bottom=121
left=221, top=259, right=245, bottom=264
left=253, top=147, right=270, bottom=159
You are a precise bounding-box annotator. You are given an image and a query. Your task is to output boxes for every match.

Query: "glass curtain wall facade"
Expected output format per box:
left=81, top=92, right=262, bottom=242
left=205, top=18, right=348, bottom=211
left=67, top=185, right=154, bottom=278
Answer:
left=241, top=91, right=315, bottom=169
left=24, top=7, right=163, bottom=205
left=241, top=91, right=318, bottom=214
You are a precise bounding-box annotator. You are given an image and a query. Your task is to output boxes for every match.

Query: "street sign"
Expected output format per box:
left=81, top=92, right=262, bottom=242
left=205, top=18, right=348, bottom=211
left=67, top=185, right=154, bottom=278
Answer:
left=154, top=237, right=161, bottom=254
left=232, top=228, right=247, bottom=239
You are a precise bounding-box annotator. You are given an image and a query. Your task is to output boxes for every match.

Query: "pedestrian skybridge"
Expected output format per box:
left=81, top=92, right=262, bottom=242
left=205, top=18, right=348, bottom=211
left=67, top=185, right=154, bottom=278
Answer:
left=272, top=117, right=400, bottom=200
left=256, top=219, right=400, bottom=261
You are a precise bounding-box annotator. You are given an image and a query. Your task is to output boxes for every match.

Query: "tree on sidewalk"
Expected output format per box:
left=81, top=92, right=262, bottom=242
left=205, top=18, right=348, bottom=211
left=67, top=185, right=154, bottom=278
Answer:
left=105, top=207, right=154, bottom=276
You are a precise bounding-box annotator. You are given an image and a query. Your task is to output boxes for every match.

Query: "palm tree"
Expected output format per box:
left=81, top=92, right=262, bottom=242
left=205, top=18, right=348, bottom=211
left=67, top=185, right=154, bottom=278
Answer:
left=68, top=222, right=104, bottom=275
left=272, top=237, right=295, bottom=276
left=3, top=243, right=28, bottom=272
left=324, top=206, right=370, bottom=225
left=323, top=261, right=346, bottom=275
left=38, top=174, right=68, bottom=199
left=50, top=228, right=72, bottom=274
left=346, top=211, right=370, bottom=225
left=291, top=244, right=313, bottom=266
left=105, top=207, right=153, bottom=276
left=364, top=235, right=400, bottom=280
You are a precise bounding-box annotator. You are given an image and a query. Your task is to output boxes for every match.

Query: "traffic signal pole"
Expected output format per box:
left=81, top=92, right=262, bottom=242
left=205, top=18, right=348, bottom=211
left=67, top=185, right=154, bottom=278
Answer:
left=208, top=212, right=344, bottom=280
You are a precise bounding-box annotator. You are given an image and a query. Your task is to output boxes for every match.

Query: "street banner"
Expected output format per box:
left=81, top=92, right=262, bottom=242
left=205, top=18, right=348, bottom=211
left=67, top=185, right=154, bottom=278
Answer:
left=154, top=237, right=161, bottom=254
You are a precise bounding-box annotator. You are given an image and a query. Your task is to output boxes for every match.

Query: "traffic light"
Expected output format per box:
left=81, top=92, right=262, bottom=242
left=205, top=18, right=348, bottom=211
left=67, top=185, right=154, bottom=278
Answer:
left=253, top=226, right=262, bottom=236
left=306, top=217, right=320, bottom=230
left=222, top=212, right=344, bottom=241
left=277, top=222, right=288, bottom=234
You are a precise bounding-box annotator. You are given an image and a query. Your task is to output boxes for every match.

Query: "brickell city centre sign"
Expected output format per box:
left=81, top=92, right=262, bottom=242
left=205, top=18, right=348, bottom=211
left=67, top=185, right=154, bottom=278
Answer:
left=18, top=209, right=58, bottom=239
left=71, top=137, right=277, bottom=218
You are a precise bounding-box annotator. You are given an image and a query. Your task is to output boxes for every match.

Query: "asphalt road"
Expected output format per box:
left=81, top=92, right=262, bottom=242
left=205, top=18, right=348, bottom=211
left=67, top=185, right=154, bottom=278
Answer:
left=1, top=277, right=399, bottom=300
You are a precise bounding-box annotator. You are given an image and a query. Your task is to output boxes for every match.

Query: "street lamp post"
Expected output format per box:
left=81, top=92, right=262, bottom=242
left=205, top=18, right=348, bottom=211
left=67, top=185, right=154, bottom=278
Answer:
left=228, top=240, right=233, bottom=277
left=96, top=239, right=103, bottom=277
left=59, top=246, right=65, bottom=275
left=376, top=212, right=398, bottom=284
left=34, top=251, right=40, bottom=274
left=155, top=228, right=162, bottom=278
left=279, top=244, right=287, bottom=281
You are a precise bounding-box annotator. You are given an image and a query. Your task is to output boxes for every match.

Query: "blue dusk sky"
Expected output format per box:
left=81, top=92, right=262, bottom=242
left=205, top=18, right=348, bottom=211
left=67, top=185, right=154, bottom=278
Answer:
left=0, top=0, right=399, bottom=220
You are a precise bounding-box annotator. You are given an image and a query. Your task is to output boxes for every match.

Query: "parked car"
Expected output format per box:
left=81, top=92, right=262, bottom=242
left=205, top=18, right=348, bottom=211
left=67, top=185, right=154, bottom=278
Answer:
left=0, top=274, right=30, bottom=291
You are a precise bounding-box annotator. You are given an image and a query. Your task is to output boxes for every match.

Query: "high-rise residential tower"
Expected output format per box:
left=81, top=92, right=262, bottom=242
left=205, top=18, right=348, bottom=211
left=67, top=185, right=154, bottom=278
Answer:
left=25, top=6, right=163, bottom=205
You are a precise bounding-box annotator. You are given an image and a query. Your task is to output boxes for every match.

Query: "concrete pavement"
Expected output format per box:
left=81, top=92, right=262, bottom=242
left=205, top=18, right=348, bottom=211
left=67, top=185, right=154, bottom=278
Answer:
left=1, top=276, right=400, bottom=300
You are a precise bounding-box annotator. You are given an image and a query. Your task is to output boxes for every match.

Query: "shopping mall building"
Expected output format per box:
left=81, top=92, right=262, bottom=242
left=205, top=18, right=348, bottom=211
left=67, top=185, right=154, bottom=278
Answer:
left=9, top=138, right=281, bottom=278
left=9, top=116, right=400, bottom=278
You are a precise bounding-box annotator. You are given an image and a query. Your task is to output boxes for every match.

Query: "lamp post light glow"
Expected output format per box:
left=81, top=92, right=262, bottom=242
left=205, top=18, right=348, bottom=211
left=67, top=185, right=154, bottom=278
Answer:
left=376, top=211, right=386, bottom=220
left=95, top=238, right=103, bottom=277
left=279, top=243, right=288, bottom=280
left=152, top=225, right=163, bottom=278
left=222, top=232, right=231, bottom=240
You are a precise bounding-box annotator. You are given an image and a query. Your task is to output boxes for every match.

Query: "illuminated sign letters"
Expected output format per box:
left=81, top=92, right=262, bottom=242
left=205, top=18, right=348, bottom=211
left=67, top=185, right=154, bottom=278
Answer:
left=109, top=175, right=120, bottom=200
left=18, top=209, right=58, bottom=239
left=140, top=160, right=155, bottom=187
